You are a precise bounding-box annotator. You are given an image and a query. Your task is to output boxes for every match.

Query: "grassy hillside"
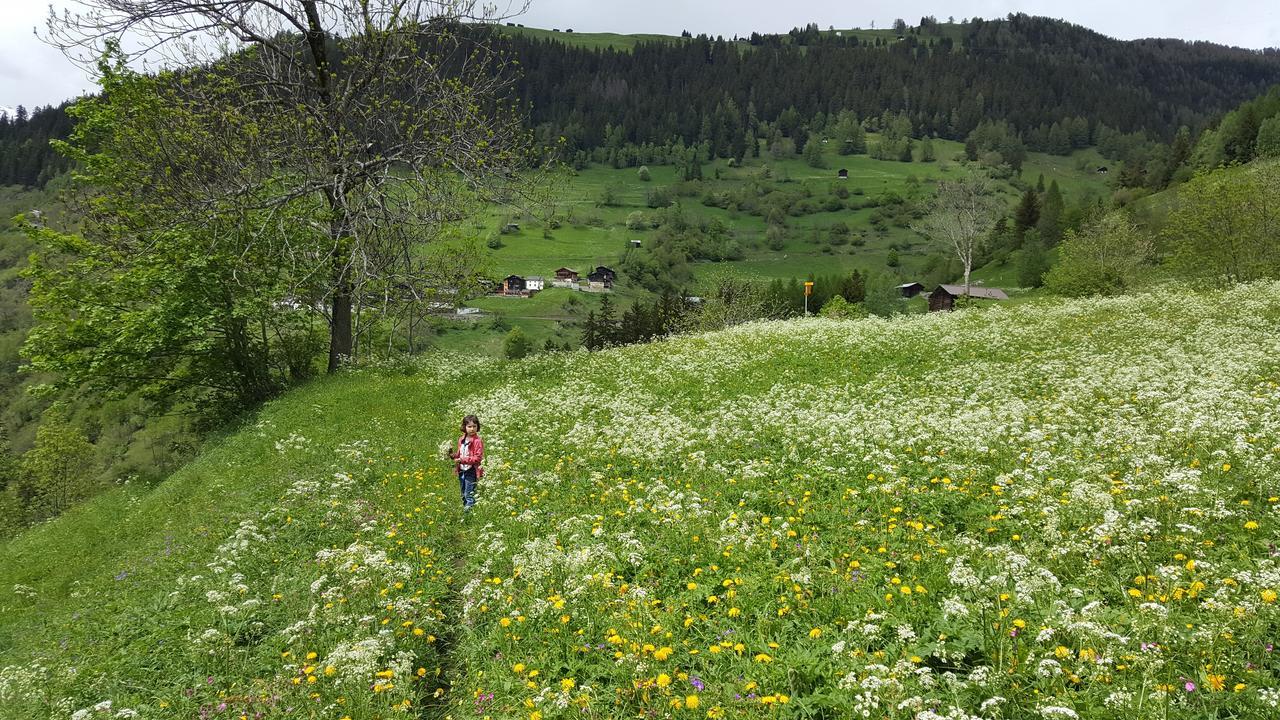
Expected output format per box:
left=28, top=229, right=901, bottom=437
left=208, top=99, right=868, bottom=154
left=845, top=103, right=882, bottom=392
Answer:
left=496, top=22, right=965, bottom=51
left=498, top=26, right=677, bottom=49
left=3, top=282, right=1279, bottom=718
left=480, top=142, right=1106, bottom=284
left=462, top=142, right=1109, bottom=347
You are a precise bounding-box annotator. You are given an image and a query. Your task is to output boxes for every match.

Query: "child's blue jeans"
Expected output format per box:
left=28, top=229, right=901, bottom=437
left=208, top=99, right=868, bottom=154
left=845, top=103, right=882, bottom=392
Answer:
left=458, top=467, right=477, bottom=510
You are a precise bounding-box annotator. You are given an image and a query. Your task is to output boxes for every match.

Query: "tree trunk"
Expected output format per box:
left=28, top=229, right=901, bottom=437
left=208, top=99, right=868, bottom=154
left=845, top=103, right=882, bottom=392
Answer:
left=328, top=271, right=353, bottom=372
left=326, top=195, right=353, bottom=373
left=221, top=288, right=276, bottom=405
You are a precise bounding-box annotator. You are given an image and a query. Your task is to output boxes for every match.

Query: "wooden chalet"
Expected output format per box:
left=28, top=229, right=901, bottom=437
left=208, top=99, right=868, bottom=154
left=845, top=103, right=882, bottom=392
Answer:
left=502, top=275, right=527, bottom=295
left=837, top=168, right=849, bottom=179
left=554, top=267, right=579, bottom=282
left=587, top=266, right=616, bottom=290
left=928, top=284, right=1009, bottom=312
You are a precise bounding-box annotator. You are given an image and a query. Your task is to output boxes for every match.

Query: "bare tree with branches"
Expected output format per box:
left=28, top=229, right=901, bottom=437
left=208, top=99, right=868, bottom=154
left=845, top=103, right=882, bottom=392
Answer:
left=914, top=175, right=1002, bottom=299
left=44, top=1, right=535, bottom=372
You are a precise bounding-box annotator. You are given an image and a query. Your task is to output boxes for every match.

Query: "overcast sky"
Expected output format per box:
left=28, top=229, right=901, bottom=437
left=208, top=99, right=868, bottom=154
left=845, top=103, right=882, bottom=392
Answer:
left=3, top=0, right=1278, bottom=111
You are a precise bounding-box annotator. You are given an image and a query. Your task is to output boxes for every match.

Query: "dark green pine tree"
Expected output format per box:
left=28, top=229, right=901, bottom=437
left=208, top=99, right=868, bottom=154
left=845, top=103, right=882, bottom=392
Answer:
left=582, top=310, right=599, bottom=351
left=1014, top=189, right=1040, bottom=240
left=838, top=270, right=866, bottom=303
left=1037, top=180, right=1064, bottom=245
left=596, top=294, right=618, bottom=346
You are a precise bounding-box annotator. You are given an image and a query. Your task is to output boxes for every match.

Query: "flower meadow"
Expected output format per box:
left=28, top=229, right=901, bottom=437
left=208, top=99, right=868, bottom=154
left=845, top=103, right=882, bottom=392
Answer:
left=3, top=282, right=1280, bottom=719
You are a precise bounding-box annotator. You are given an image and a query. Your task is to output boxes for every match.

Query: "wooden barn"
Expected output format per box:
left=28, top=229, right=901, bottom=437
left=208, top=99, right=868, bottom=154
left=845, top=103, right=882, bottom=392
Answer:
left=897, top=281, right=925, bottom=298
left=928, top=284, right=1009, bottom=312
left=837, top=168, right=849, bottom=179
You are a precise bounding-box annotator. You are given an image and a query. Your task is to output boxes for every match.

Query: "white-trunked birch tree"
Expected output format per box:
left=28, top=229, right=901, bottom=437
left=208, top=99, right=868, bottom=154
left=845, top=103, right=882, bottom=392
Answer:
left=914, top=175, right=1001, bottom=299
left=38, top=1, right=533, bottom=394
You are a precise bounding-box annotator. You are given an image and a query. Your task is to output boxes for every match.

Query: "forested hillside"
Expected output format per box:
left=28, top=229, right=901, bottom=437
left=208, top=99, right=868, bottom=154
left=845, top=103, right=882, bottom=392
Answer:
left=0, top=105, right=72, bottom=188
left=505, top=15, right=1280, bottom=157
left=4, top=14, right=1280, bottom=188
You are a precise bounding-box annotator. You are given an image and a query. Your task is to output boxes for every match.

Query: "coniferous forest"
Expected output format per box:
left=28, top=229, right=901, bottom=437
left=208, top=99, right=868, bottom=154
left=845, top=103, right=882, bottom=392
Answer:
left=5, top=14, right=1280, bottom=188
left=508, top=15, right=1280, bottom=156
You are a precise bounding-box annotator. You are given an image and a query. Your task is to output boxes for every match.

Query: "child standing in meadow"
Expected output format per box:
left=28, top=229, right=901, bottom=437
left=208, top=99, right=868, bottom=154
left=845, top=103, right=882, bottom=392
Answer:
left=449, top=414, right=484, bottom=512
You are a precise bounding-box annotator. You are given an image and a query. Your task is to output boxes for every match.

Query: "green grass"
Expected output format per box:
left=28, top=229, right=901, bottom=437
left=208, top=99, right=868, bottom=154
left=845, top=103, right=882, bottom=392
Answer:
left=491, top=22, right=972, bottom=52
left=1020, top=148, right=1112, bottom=203
left=496, top=25, right=679, bottom=50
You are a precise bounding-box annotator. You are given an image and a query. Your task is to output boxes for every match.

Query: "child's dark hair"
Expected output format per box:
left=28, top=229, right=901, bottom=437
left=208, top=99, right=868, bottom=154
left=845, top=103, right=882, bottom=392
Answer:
left=461, top=414, right=481, bottom=432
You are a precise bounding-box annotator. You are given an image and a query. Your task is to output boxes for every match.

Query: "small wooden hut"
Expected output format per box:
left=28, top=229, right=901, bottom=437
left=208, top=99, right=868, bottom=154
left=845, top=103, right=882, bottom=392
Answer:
left=928, top=284, right=1009, bottom=312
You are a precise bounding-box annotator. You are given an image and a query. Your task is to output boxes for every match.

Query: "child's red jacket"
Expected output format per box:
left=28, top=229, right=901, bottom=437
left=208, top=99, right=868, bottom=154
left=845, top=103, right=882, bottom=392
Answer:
left=455, top=435, right=485, bottom=477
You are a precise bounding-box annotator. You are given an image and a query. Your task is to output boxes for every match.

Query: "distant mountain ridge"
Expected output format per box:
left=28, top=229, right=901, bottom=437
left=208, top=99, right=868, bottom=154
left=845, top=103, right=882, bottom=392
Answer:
left=3, top=13, right=1280, bottom=188
left=498, top=14, right=1280, bottom=159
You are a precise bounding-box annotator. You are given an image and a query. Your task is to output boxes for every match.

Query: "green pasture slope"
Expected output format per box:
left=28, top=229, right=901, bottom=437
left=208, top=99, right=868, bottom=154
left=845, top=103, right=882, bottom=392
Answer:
left=499, top=25, right=675, bottom=49
left=480, top=142, right=1108, bottom=283
left=464, top=141, right=1108, bottom=343
left=3, top=282, right=1279, bottom=719
left=496, top=22, right=969, bottom=51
